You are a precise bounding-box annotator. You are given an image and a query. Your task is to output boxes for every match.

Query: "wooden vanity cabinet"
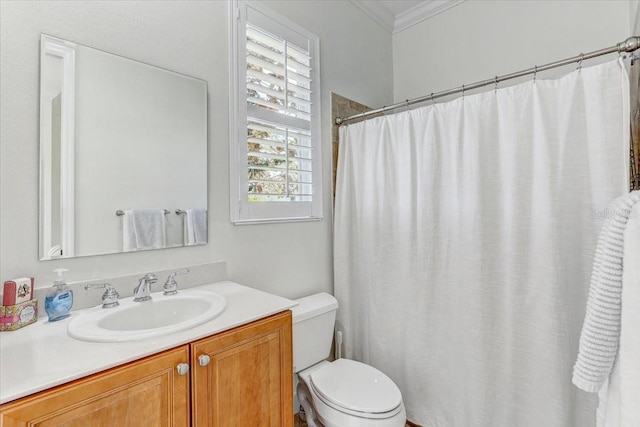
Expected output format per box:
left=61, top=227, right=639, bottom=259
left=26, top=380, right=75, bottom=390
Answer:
left=0, top=311, right=293, bottom=427
left=191, top=310, right=293, bottom=426
left=0, top=346, right=190, bottom=427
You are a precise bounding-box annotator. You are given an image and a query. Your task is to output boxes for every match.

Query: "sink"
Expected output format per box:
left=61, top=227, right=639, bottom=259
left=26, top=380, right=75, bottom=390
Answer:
left=67, top=290, right=226, bottom=343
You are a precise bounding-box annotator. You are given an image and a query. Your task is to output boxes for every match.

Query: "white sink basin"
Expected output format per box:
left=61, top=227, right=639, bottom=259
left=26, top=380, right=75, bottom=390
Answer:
left=67, top=290, right=226, bottom=343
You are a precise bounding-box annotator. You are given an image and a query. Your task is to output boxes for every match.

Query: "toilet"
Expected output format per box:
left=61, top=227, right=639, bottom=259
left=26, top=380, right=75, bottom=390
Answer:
left=292, top=293, right=406, bottom=427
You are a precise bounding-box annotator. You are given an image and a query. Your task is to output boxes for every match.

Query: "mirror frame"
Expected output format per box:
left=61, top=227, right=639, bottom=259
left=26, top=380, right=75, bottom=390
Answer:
left=39, top=34, right=209, bottom=260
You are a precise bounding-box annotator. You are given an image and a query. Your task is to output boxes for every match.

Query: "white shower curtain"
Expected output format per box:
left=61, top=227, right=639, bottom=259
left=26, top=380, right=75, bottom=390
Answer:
left=334, top=59, right=630, bottom=427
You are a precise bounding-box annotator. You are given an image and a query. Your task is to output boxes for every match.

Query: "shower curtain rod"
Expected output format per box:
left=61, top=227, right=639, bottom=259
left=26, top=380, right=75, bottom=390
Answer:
left=335, top=36, right=640, bottom=126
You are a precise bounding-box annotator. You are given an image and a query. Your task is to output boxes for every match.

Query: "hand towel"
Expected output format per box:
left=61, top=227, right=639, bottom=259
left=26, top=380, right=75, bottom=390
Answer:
left=123, top=209, right=166, bottom=251
left=122, top=210, right=137, bottom=251
left=192, top=209, right=207, bottom=244
left=183, top=209, right=207, bottom=246
left=596, top=202, right=640, bottom=426
left=573, top=191, right=640, bottom=393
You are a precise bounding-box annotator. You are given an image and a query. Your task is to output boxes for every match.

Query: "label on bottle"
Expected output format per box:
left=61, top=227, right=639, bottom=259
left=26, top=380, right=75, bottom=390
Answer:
left=45, top=290, right=73, bottom=320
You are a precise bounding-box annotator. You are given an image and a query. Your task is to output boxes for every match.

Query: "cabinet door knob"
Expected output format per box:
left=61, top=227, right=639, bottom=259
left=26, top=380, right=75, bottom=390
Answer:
left=198, top=354, right=211, bottom=367
left=176, top=363, right=190, bottom=376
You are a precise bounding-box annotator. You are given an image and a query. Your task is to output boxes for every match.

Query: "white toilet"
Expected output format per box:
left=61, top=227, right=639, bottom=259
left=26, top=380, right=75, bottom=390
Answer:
left=292, top=293, right=406, bottom=427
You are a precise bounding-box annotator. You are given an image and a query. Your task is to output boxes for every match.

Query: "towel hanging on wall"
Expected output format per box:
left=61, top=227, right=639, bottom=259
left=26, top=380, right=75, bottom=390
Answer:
left=595, top=200, right=640, bottom=427
left=573, top=191, right=640, bottom=393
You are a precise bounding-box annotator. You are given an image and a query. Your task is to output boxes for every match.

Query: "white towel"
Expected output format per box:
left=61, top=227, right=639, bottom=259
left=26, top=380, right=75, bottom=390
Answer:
left=573, top=191, right=640, bottom=393
left=122, top=209, right=166, bottom=251
left=122, top=211, right=137, bottom=251
left=596, top=202, right=640, bottom=426
left=183, top=209, right=207, bottom=246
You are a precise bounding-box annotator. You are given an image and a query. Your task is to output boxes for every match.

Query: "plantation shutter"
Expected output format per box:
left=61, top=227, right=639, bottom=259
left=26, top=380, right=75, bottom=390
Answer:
left=245, top=11, right=314, bottom=203
left=232, top=1, right=322, bottom=223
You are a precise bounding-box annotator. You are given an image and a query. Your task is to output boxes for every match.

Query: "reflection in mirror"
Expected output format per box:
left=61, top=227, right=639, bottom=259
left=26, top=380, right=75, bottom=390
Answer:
left=39, top=35, right=208, bottom=260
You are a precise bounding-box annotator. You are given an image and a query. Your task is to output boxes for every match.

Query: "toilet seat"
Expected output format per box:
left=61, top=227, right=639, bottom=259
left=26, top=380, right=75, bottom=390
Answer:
left=309, top=359, right=403, bottom=419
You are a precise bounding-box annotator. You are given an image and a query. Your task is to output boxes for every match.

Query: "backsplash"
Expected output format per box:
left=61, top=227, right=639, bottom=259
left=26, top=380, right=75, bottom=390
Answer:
left=29, top=261, right=227, bottom=318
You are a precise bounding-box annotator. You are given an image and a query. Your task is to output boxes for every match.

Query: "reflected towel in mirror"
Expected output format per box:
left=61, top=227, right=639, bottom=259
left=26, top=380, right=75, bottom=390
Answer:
left=122, top=209, right=167, bottom=251
left=183, top=209, right=207, bottom=246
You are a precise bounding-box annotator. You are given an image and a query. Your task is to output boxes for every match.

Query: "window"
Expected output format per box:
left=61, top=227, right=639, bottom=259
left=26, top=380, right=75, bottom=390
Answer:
left=230, top=0, right=322, bottom=224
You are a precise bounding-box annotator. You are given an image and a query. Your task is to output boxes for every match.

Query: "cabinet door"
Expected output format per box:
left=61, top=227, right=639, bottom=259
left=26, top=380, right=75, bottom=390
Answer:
left=192, top=311, right=293, bottom=427
left=0, top=346, right=190, bottom=427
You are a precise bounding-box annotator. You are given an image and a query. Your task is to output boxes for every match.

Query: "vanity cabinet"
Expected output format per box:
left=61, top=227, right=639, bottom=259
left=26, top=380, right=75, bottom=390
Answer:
left=0, top=311, right=293, bottom=427
left=0, top=346, right=190, bottom=426
left=192, top=310, right=293, bottom=426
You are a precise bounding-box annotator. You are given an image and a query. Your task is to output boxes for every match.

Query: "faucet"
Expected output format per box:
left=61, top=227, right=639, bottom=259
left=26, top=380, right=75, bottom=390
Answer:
left=163, top=268, right=190, bottom=296
left=133, top=273, right=157, bottom=302
left=85, top=283, right=120, bottom=309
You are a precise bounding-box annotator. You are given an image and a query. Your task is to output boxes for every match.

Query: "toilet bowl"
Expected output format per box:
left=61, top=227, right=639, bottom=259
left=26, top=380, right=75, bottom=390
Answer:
left=292, top=293, right=406, bottom=427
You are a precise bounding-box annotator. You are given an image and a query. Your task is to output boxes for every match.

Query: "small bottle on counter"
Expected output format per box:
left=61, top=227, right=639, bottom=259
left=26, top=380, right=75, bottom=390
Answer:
left=45, top=268, right=73, bottom=322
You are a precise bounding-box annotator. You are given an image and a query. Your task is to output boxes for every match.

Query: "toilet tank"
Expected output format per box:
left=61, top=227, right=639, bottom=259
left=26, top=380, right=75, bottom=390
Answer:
left=291, top=293, right=339, bottom=373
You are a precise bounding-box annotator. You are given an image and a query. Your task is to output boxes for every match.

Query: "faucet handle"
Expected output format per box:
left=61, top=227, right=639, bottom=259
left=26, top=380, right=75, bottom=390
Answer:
left=142, top=273, right=158, bottom=284
left=163, top=269, right=190, bottom=296
left=85, top=283, right=120, bottom=309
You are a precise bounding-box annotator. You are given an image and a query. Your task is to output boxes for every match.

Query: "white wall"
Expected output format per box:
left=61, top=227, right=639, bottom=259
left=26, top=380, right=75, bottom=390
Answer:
left=0, top=1, right=393, bottom=297
left=632, top=0, right=640, bottom=34
left=393, top=0, right=632, bottom=103
left=225, top=0, right=393, bottom=295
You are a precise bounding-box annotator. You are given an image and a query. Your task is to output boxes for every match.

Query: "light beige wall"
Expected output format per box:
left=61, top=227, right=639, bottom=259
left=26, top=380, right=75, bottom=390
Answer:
left=0, top=1, right=393, bottom=298
left=393, top=0, right=631, bottom=103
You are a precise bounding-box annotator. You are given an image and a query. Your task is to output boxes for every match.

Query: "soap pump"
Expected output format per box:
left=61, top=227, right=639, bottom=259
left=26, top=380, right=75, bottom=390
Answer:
left=45, top=268, right=74, bottom=322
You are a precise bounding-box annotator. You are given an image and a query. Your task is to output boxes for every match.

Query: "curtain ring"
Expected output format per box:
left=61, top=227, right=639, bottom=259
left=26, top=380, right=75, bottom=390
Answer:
left=494, top=76, right=499, bottom=92
left=533, top=65, right=538, bottom=83
left=577, top=53, right=584, bottom=71
left=462, top=84, right=465, bottom=99
left=405, top=99, right=410, bottom=111
left=430, top=93, right=436, bottom=106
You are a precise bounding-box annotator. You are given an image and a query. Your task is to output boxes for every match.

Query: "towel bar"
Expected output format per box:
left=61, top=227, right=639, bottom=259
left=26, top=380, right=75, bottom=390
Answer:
left=175, top=209, right=208, bottom=215
left=115, top=209, right=170, bottom=216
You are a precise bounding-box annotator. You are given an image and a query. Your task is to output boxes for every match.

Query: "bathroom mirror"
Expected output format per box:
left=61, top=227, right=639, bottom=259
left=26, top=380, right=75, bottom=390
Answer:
left=39, top=35, right=208, bottom=260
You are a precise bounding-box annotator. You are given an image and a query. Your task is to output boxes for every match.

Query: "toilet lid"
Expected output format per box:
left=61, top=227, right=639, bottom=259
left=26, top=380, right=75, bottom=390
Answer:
left=309, top=359, right=402, bottom=414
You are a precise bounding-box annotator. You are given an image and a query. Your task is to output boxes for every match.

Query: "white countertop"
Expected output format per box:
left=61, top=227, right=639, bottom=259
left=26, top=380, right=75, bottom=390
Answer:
left=0, top=281, right=296, bottom=404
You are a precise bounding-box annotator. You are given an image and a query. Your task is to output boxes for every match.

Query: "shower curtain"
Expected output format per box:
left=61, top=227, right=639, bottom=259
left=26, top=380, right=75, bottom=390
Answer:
left=334, top=59, right=630, bottom=427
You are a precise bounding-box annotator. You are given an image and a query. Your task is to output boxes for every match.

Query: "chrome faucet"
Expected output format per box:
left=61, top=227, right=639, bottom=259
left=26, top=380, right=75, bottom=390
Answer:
left=133, top=273, right=157, bottom=302
left=163, top=268, right=190, bottom=296
left=85, top=283, right=120, bottom=309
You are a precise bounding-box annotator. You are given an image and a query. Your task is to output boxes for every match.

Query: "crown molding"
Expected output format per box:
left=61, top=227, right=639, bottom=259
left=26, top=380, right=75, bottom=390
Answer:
left=350, top=0, right=396, bottom=33
left=394, top=0, right=466, bottom=33
left=350, top=0, right=466, bottom=34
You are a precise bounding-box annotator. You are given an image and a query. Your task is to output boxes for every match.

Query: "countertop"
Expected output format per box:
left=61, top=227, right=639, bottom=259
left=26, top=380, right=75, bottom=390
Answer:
left=0, top=281, right=296, bottom=404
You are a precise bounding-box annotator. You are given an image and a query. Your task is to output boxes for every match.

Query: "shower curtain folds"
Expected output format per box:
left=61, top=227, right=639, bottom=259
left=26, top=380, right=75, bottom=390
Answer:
left=334, top=59, right=630, bottom=427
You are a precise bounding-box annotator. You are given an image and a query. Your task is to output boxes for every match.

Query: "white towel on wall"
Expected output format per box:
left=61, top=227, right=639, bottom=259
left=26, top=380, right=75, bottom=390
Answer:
left=597, top=202, right=640, bottom=427
left=122, top=209, right=166, bottom=251
left=183, top=209, right=207, bottom=246
left=573, top=191, right=640, bottom=393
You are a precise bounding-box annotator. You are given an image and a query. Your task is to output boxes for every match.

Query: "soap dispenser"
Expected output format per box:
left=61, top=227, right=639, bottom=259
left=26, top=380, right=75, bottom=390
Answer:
left=45, top=268, right=74, bottom=321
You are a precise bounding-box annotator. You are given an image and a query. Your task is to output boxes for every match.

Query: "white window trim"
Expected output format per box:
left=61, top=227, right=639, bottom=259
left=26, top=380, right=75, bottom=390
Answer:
left=229, top=0, right=323, bottom=225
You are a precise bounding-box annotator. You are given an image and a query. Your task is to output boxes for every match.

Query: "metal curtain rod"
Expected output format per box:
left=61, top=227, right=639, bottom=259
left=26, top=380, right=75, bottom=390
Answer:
left=335, top=36, right=640, bottom=126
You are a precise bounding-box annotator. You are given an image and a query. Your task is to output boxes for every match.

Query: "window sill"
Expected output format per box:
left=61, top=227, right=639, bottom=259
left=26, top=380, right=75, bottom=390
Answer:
left=231, top=216, right=323, bottom=226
